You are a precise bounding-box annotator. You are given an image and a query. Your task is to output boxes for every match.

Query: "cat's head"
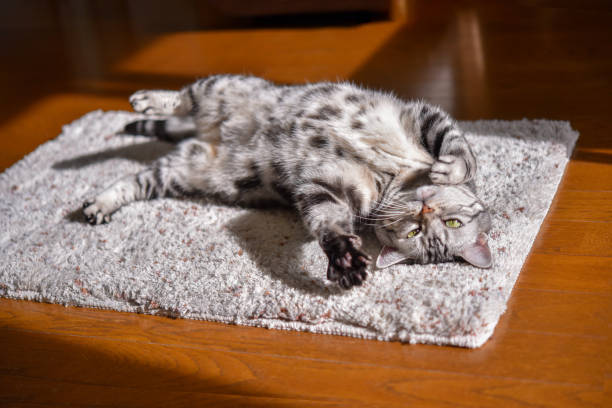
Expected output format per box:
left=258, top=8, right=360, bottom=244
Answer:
left=374, top=183, right=492, bottom=269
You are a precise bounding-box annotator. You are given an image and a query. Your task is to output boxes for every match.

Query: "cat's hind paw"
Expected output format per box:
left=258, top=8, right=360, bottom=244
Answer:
left=430, top=155, right=468, bottom=185
left=324, top=234, right=372, bottom=289
left=129, top=90, right=179, bottom=115
left=82, top=200, right=112, bottom=225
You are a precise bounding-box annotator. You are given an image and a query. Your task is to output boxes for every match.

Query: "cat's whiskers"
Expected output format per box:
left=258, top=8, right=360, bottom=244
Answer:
left=371, top=197, right=406, bottom=209
left=370, top=206, right=403, bottom=217
left=368, top=210, right=406, bottom=220
left=373, top=195, right=413, bottom=211
left=379, top=217, right=405, bottom=229
left=356, top=215, right=400, bottom=224
left=359, top=211, right=402, bottom=218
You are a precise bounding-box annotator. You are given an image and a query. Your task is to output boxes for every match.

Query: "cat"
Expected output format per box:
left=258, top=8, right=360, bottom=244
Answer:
left=83, top=74, right=492, bottom=289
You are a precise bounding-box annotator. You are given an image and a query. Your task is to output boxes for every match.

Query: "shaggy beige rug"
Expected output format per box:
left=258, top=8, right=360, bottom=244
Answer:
left=0, top=110, right=577, bottom=347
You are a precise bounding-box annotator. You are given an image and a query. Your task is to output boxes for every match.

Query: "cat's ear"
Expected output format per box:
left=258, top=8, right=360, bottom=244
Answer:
left=376, top=245, right=409, bottom=269
left=460, top=232, right=492, bottom=268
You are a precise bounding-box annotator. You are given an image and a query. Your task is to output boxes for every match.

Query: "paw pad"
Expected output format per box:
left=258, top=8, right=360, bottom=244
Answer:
left=325, top=234, right=372, bottom=289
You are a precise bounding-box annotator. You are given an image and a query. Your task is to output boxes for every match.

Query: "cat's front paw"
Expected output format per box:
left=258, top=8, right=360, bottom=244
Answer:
left=82, top=200, right=112, bottom=225
left=430, top=155, right=468, bottom=185
left=323, top=234, right=372, bottom=289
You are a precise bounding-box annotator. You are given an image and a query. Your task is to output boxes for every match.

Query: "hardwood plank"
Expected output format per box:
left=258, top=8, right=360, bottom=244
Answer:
left=0, top=300, right=606, bottom=386
left=0, top=376, right=345, bottom=408
left=0, top=329, right=603, bottom=408
left=112, top=23, right=402, bottom=83
left=532, top=220, right=612, bottom=257
left=0, top=373, right=601, bottom=408
left=515, top=254, right=611, bottom=293
left=505, top=289, right=610, bottom=338
left=547, top=190, right=612, bottom=222
left=538, top=153, right=612, bottom=195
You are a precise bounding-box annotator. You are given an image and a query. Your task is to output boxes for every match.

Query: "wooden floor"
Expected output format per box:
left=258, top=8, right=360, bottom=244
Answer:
left=0, top=1, right=610, bottom=406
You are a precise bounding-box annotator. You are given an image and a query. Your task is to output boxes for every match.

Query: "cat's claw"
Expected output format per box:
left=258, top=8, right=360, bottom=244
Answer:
left=324, top=234, right=372, bottom=289
left=430, top=155, right=468, bottom=185
left=82, top=200, right=112, bottom=225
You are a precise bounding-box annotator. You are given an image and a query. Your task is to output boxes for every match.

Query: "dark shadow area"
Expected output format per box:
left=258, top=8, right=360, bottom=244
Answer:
left=52, top=139, right=174, bottom=169
left=52, top=136, right=347, bottom=295
left=0, top=326, right=334, bottom=407
left=54, top=138, right=173, bottom=224
left=0, top=0, right=389, bottom=129
left=64, top=207, right=89, bottom=225
left=226, top=210, right=344, bottom=297
left=350, top=1, right=612, bottom=153
left=227, top=10, right=388, bottom=29
left=2, top=0, right=611, bottom=168
left=572, top=150, right=612, bottom=165
left=350, top=3, right=457, bottom=105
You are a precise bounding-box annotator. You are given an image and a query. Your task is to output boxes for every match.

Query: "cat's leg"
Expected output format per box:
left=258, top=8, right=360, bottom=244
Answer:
left=412, top=103, right=477, bottom=185
left=129, top=85, right=204, bottom=117
left=82, top=169, right=158, bottom=225
left=125, top=86, right=202, bottom=140
left=130, top=75, right=273, bottom=127
left=129, top=75, right=245, bottom=116
left=82, top=140, right=217, bottom=224
left=295, top=182, right=372, bottom=289
left=129, top=76, right=239, bottom=127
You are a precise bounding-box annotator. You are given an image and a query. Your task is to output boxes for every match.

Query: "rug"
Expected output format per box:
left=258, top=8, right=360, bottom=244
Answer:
left=0, top=110, right=578, bottom=348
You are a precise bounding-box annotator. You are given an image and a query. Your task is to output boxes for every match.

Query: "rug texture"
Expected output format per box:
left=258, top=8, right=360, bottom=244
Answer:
left=0, top=110, right=578, bottom=348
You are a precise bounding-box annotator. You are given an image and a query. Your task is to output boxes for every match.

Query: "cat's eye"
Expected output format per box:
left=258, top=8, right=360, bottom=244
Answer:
left=406, top=228, right=421, bottom=238
left=445, top=219, right=463, bottom=228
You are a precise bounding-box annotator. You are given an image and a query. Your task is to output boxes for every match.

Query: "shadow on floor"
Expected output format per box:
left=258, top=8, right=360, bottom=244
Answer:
left=0, top=326, right=332, bottom=406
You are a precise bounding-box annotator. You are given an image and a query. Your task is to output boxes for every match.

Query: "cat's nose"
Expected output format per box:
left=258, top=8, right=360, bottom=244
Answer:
left=420, top=204, right=434, bottom=215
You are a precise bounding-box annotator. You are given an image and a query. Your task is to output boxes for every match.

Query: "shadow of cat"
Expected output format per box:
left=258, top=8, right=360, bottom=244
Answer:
left=63, top=193, right=380, bottom=293
left=64, top=207, right=89, bottom=224
left=226, top=210, right=345, bottom=297
left=52, top=139, right=174, bottom=170
left=54, top=137, right=349, bottom=295
left=56, top=138, right=174, bottom=224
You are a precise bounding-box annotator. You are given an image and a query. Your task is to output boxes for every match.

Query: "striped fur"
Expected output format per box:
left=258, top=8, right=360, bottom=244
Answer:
left=84, top=75, right=491, bottom=289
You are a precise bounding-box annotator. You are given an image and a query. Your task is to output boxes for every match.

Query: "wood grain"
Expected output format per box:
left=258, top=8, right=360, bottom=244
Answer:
left=505, top=289, right=609, bottom=337
left=547, top=191, right=612, bottom=222
left=0, top=327, right=604, bottom=408
left=516, top=253, right=611, bottom=293
left=533, top=220, right=612, bottom=257
left=0, top=299, right=606, bottom=385
left=0, top=0, right=610, bottom=406
left=557, top=157, right=612, bottom=192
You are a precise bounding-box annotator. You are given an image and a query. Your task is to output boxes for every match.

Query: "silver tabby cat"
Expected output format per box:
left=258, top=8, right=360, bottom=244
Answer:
left=83, top=74, right=492, bottom=289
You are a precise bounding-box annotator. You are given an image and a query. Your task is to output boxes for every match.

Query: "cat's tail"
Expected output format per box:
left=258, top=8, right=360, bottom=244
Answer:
left=122, top=117, right=196, bottom=143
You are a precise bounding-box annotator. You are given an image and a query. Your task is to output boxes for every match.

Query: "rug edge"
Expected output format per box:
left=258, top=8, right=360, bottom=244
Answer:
left=0, top=112, right=580, bottom=349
